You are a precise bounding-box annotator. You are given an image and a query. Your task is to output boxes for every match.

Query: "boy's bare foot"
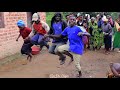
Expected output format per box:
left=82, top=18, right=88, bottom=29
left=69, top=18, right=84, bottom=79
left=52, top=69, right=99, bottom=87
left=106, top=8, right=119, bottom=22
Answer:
left=27, top=54, right=32, bottom=62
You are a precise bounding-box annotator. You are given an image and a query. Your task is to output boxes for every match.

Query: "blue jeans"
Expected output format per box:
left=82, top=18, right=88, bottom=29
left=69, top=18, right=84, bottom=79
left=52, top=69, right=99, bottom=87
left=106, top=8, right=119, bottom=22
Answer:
left=48, top=42, right=65, bottom=54
left=31, top=33, right=49, bottom=50
left=31, top=33, right=44, bottom=45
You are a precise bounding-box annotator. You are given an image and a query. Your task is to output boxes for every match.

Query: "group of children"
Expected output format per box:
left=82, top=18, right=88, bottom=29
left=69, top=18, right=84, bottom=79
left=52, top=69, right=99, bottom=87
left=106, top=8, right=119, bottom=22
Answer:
left=16, top=12, right=120, bottom=78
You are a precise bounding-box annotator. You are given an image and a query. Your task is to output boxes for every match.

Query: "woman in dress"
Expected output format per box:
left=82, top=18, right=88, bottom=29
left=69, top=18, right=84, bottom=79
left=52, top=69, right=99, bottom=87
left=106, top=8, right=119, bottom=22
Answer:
left=113, top=15, right=120, bottom=52
left=89, top=17, right=99, bottom=51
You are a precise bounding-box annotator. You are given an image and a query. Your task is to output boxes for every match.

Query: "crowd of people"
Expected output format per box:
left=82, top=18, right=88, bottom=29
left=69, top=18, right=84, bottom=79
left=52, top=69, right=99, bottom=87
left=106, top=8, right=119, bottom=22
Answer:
left=16, top=12, right=120, bottom=78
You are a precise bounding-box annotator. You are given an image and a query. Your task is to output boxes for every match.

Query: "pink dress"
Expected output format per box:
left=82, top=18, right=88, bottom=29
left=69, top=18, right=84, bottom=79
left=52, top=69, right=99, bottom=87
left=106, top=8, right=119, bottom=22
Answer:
left=78, top=26, right=88, bottom=45
left=82, top=36, right=88, bottom=44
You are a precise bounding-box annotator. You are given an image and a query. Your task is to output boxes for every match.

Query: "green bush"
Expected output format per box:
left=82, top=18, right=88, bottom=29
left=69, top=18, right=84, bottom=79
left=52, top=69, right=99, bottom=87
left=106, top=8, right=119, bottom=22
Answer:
left=46, top=12, right=55, bottom=27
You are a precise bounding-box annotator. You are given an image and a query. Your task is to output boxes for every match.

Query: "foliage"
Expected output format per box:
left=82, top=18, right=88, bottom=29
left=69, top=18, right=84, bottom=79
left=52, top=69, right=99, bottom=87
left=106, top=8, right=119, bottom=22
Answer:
left=46, top=12, right=120, bottom=27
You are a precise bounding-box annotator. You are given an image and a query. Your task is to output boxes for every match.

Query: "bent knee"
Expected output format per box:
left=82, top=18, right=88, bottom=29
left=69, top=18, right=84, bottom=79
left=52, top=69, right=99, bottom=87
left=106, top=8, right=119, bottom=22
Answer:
left=48, top=49, right=55, bottom=54
left=57, top=46, right=64, bottom=53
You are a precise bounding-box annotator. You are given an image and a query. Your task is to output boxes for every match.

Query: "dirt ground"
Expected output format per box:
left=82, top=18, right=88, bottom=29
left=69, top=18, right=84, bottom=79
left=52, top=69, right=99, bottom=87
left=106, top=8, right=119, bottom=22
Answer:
left=0, top=47, right=120, bottom=78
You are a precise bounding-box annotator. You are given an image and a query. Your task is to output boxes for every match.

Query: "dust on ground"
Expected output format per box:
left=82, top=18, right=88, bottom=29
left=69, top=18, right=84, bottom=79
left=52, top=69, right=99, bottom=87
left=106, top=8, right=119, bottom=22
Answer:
left=0, top=47, right=119, bottom=78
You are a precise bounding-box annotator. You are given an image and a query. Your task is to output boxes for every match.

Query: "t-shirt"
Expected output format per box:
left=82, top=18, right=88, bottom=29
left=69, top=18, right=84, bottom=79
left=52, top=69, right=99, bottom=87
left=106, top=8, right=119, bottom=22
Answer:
left=53, top=22, right=63, bottom=35
left=98, top=19, right=104, bottom=28
left=52, top=22, right=65, bottom=43
left=20, top=27, right=31, bottom=39
left=112, top=63, right=120, bottom=73
left=101, top=23, right=112, bottom=35
left=61, top=25, right=84, bottom=55
left=33, top=23, right=46, bottom=35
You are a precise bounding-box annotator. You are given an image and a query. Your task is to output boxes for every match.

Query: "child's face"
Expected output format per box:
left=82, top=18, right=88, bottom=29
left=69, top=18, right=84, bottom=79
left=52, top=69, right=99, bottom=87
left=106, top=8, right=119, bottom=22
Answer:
left=18, top=26, right=24, bottom=29
left=69, top=17, right=76, bottom=27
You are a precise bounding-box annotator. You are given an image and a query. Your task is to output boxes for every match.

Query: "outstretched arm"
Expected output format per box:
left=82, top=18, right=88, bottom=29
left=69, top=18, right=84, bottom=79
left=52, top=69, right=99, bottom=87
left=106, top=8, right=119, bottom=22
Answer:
left=78, top=32, right=90, bottom=37
left=46, top=34, right=63, bottom=39
left=16, top=34, right=21, bottom=41
left=43, top=34, right=64, bottom=40
left=49, top=34, right=62, bottom=38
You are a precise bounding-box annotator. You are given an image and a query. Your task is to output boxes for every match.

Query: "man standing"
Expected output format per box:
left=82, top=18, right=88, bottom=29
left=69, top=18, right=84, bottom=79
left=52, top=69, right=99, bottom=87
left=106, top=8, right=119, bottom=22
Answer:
left=101, top=17, right=112, bottom=54
left=112, top=15, right=120, bottom=52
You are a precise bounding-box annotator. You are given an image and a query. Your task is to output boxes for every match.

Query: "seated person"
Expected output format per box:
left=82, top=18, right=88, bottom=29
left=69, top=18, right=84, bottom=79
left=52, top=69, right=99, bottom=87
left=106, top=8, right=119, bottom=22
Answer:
left=107, top=63, right=120, bottom=78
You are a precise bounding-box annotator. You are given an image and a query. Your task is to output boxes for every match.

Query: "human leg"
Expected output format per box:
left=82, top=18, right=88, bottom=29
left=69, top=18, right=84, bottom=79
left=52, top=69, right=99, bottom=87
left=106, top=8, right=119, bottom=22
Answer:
left=39, top=41, right=49, bottom=50
left=48, top=43, right=56, bottom=54
left=30, top=34, right=39, bottom=45
left=57, top=44, right=69, bottom=65
left=71, top=52, right=82, bottom=77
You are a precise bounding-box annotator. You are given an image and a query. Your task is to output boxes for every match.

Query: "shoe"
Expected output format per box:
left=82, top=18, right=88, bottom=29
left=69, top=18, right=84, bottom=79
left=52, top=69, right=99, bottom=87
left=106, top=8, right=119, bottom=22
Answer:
left=60, top=56, right=66, bottom=65
left=78, top=71, right=82, bottom=77
left=60, top=60, right=65, bottom=65
left=76, top=71, right=82, bottom=78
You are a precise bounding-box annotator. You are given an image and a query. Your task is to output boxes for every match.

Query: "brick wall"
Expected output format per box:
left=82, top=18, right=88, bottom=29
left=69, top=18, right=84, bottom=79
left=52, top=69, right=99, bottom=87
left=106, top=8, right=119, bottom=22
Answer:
left=38, top=12, right=46, bottom=22
left=0, top=12, right=46, bottom=59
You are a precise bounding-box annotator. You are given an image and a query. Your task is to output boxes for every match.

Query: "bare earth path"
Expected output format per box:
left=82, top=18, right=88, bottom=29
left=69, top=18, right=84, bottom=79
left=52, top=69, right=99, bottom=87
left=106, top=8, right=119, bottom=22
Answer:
left=0, top=48, right=119, bottom=78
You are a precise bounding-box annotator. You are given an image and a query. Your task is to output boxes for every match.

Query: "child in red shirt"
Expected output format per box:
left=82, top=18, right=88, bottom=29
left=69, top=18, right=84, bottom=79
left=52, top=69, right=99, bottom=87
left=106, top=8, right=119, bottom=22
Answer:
left=16, top=20, right=33, bottom=61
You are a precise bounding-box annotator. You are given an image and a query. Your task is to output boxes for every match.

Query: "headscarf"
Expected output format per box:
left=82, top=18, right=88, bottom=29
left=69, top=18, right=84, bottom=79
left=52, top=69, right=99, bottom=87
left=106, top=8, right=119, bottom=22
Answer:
left=102, top=16, right=108, bottom=22
left=77, top=13, right=82, bottom=17
left=91, top=17, right=96, bottom=21
left=17, top=20, right=25, bottom=27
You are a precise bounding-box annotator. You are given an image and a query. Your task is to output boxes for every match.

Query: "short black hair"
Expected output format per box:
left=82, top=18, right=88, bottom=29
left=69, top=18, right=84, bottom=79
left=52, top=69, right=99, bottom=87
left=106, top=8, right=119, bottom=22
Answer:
left=51, top=12, right=63, bottom=26
left=69, top=13, right=75, bottom=16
